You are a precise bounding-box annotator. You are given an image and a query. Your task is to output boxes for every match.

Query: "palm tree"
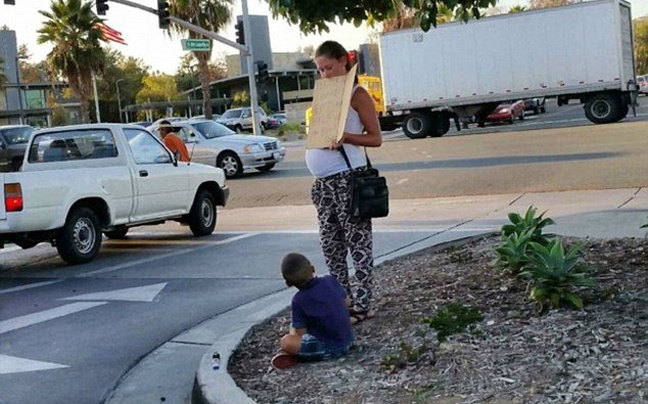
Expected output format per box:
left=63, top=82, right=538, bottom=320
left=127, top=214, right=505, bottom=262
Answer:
left=37, top=0, right=106, bottom=123
left=170, top=0, right=234, bottom=120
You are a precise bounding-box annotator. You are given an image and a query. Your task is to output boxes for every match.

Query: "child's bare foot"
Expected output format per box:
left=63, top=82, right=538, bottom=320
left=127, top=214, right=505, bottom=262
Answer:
left=271, top=352, right=299, bottom=370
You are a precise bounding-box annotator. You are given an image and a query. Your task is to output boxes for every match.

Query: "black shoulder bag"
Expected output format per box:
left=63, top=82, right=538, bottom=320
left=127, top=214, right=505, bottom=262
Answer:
left=339, top=146, right=389, bottom=219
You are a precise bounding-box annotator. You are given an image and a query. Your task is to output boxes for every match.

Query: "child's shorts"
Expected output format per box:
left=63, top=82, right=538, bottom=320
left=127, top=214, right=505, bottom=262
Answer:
left=298, top=333, right=351, bottom=361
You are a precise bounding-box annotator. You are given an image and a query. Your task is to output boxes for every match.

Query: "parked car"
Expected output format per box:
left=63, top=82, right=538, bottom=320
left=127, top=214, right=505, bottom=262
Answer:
left=0, top=125, right=35, bottom=172
left=268, top=113, right=287, bottom=127
left=216, top=107, right=268, bottom=133
left=486, top=101, right=525, bottom=124
left=148, top=119, right=286, bottom=178
left=189, top=114, right=221, bottom=121
left=523, top=97, right=546, bottom=114
left=638, top=75, right=648, bottom=95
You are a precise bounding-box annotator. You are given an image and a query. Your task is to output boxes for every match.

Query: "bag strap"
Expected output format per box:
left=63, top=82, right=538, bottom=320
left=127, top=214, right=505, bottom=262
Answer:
left=339, top=145, right=372, bottom=170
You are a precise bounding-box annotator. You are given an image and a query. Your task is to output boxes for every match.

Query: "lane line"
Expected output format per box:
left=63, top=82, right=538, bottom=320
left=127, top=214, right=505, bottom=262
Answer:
left=0, top=354, right=68, bottom=375
left=0, top=302, right=107, bottom=335
left=0, top=280, right=63, bottom=296
left=79, top=233, right=259, bottom=277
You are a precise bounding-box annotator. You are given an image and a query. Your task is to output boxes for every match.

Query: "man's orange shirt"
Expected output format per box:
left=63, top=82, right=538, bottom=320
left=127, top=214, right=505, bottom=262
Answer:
left=163, top=133, right=190, bottom=162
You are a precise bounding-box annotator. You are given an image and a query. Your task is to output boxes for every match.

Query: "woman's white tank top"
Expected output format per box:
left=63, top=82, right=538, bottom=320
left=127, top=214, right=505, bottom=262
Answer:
left=305, top=86, right=367, bottom=178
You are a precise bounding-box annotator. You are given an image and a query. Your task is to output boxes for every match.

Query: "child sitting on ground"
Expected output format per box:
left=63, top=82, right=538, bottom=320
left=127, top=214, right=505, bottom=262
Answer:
left=271, top=253, right=354, bottom=370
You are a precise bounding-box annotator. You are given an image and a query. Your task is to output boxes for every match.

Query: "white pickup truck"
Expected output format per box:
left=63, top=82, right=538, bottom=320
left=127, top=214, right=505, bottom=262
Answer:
left=0, top=124, right=229, bottom=265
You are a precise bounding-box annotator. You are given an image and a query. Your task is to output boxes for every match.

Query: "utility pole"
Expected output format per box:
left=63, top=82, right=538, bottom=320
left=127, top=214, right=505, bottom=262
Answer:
left=240, top=1, right=262, bottom=136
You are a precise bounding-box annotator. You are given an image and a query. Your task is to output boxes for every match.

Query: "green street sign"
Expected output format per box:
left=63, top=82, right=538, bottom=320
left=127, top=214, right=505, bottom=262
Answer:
left=182, top=39, right=211, bottom=51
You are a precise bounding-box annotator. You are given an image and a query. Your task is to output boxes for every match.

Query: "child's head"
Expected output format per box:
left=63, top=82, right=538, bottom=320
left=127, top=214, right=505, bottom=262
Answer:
left=281, top=253, right=314, bottom=288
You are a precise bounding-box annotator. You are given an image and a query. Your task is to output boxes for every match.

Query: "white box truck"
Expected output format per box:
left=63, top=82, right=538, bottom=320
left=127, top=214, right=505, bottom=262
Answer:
left=379, top=0, right=639, bottom=138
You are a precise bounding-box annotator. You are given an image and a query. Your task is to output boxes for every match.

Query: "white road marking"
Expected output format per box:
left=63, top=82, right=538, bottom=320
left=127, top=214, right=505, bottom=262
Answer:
left=0, top=354, right=68, bottom=375
left=0, top=302, right=107, bottom=335
left=0, top=280, right=63, bottom=295
left=396, top=178, right=409, bottom=185
left=80, top=233, right=259, bottom=277
left=61, top=282, right=167, bottom=302
left=0, top=245, right=23, bottom=253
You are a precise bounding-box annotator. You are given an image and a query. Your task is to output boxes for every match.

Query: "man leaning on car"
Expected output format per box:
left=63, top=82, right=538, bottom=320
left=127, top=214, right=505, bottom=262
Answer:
left=158, top=120, right=190, bottom=162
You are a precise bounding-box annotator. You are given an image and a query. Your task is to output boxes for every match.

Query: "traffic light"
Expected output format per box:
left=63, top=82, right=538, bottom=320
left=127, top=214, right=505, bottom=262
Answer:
left=257, top=61, right=269, bottom=84
left=235, top=20, right=245, bottom=45
left=96, top=0, right=108, bottom=15
left=157, top=0, right=170, bottom=29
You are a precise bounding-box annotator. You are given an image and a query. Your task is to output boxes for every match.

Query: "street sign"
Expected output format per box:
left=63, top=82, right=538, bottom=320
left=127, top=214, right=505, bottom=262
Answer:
left=181, top=38, right=211, bottom=51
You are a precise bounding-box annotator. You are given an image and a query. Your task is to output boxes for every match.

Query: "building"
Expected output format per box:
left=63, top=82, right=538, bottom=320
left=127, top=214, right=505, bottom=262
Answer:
left=0, top=29, right=74, bottom=127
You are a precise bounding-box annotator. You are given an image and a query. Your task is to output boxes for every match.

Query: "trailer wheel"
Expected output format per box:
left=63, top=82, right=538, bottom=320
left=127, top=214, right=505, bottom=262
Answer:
left=429, top=112, right=451, bottom=137
left=584, top=93, right=622, bottom=124
left=403, top=112, right=432, bottom=139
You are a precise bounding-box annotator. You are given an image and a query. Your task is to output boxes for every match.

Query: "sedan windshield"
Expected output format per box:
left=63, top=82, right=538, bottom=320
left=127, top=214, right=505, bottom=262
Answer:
left=190, top=121, right=235, bottom=139
left=222, top=109, right=242, bottom=119
left=0, top=126, right=35, bottom=144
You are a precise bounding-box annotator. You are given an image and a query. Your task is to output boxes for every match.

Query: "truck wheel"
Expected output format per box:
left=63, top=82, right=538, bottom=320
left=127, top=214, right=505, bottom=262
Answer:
left=235, top=125, right=243, bottom=134
left=104, top=226, right=129, bottom=239
left=217, top=152, right=243, bottom=178
left=584, top=93, right=622, bottom=124
left=188, top=190, right=217, bottom=237
left=403, top=112, right=431, bottom=139
left=56, top=207, right=102, bottom=264
left=428, top=112, right=451, bottom=137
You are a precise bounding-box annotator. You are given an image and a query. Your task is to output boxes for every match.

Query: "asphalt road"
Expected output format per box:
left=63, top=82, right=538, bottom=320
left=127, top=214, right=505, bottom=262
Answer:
left=1, top=97, right=648, bottom=404
left=225, top=97, right=648, bottom=208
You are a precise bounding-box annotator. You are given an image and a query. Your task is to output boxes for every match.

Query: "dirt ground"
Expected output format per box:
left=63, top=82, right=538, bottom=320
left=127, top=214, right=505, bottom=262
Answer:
left=229, top=234, right=647, bottom=404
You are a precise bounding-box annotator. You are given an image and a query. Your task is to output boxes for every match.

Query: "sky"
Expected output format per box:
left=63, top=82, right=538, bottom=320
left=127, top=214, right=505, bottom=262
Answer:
left=1, top=0, right=647, bottom=75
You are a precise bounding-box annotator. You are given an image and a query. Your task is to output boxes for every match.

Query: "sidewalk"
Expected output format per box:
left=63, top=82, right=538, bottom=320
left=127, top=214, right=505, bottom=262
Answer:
left=188, top=187, right=648, bottom=404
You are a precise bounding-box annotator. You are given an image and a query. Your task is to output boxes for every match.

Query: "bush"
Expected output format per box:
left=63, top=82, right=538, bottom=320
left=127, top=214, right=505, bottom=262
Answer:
left=520, top=238, right=597, bottom=311
left=501, top=205, right=555, bottom=245
left=422, top=303, right=483, bottom=342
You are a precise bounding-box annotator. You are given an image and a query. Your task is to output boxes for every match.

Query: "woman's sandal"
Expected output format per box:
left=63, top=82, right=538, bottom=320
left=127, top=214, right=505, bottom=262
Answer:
left=271, top=352, right=299, bottom=370
left=350, top=309, right=376, bottom=325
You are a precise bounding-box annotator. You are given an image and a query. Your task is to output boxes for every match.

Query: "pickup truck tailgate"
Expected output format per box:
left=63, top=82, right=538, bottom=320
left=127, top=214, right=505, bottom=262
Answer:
left=0, top=174, right=5, bottom=220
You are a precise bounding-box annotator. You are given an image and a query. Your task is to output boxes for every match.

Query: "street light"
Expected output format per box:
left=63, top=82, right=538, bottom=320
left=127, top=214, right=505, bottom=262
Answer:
left=116, top=78, right=125, bottom=123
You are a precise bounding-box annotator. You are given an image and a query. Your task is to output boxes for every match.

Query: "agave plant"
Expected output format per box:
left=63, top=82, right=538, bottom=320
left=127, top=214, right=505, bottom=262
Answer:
left=501, top=205, right=555, bottom=245
left=520, top=238, right=597, bottom=311
left=494, top=228, right=534, bottom=275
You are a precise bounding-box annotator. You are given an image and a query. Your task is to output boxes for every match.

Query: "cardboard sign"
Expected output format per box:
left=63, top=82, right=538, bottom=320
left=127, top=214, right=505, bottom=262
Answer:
left=306, top=64, right=358, bottom=149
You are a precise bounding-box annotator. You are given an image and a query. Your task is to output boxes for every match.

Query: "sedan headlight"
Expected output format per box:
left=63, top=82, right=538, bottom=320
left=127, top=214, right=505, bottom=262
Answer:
left=243, top=144, right=264, bottom=153
left=500, top=108, right=511, bottom=114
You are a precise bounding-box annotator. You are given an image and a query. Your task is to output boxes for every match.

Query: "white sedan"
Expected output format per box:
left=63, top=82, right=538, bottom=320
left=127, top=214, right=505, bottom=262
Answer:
left=148, top=119, right=286, bottom=178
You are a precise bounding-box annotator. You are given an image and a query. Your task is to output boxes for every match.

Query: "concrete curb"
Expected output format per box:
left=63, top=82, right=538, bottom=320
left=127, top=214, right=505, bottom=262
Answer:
left=191, top=230, right=495, bottom=404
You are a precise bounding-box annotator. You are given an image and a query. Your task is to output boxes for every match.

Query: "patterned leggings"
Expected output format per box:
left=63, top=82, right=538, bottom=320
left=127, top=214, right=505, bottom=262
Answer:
left=311, top=169, right=374, bottom=312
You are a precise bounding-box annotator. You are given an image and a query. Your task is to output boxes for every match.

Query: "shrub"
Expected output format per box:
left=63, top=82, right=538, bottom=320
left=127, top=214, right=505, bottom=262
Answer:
left=422, top=303, right=483, bottom=342
left=494, top=228, right=534, bottom=275
left=501, top=205, right=555, bottom=245
left=520, top=238, right=597, bottom=311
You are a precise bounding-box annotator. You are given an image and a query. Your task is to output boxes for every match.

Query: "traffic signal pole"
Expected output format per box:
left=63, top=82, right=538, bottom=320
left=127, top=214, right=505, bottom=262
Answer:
left=105, top=0, right=262, bottom=135
left=240, top=0, right=262, bottom=136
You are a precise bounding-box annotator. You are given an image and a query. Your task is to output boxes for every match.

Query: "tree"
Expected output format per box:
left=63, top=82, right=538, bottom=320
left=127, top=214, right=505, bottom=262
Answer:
left=265, top=0, right=498, bottom=34
left=37, top=0, right=107, bottom=123
left=96, top=49, right=149, bottom=122
left=635, top=17, right=648, bottom=75
left=528, top=0, right=574, bottom=9
left=169, top=0, right=234, bottom=120
left=136, top=73, right=180, bottom=105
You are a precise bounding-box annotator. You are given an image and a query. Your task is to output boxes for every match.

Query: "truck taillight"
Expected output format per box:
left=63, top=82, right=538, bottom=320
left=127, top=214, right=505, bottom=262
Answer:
left=4, top=183, right=23, bottom=212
